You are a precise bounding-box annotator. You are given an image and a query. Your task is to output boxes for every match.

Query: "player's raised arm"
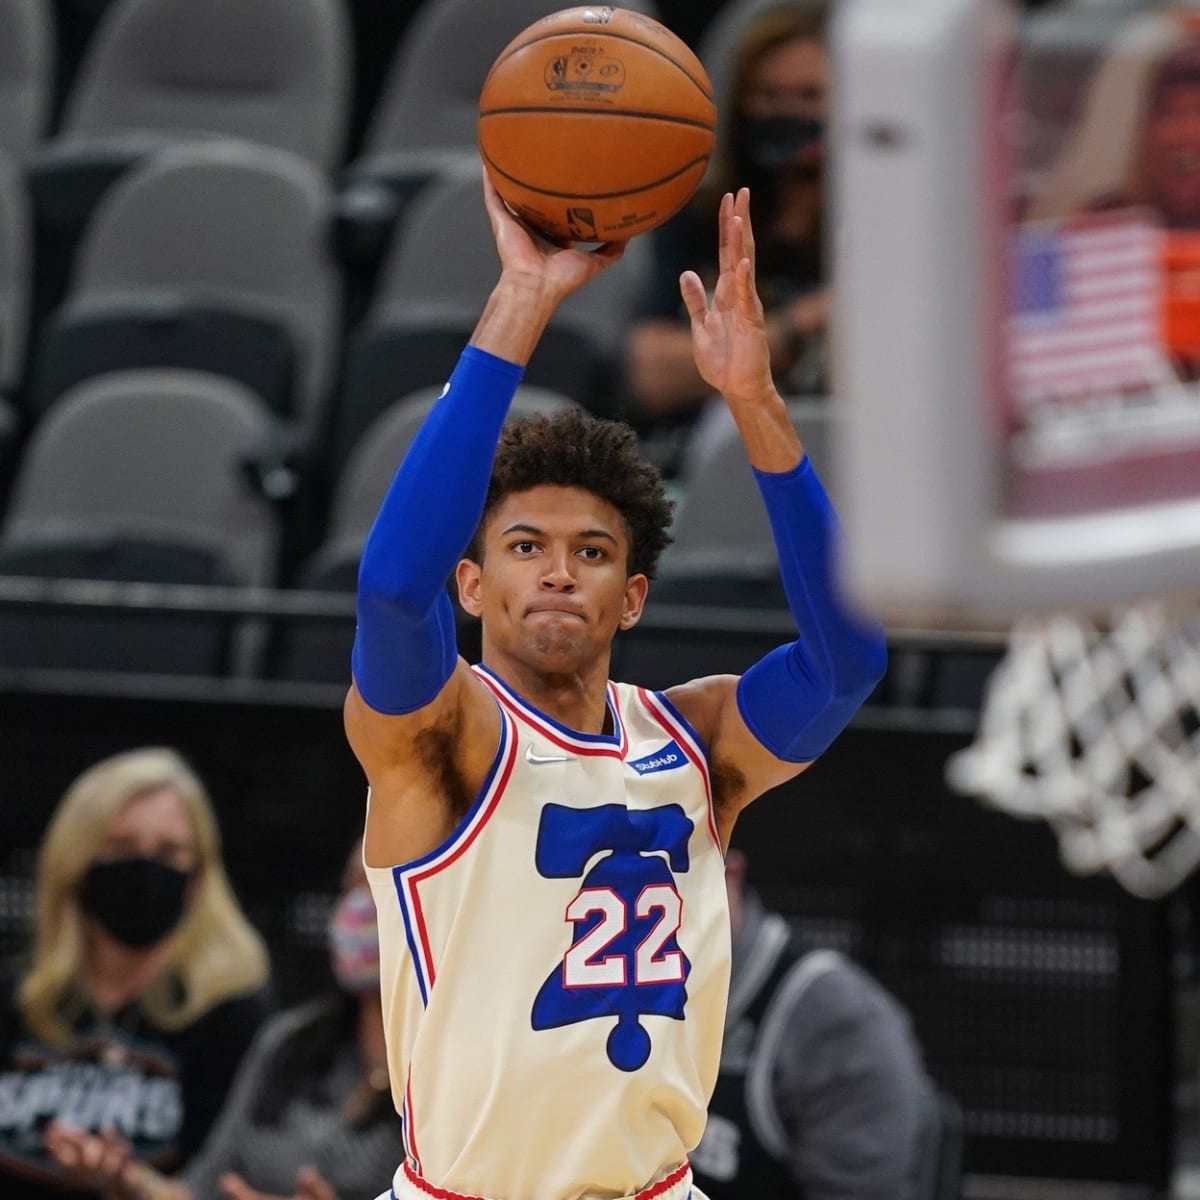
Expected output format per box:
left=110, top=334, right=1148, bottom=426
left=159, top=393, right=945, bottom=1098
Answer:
left=670, top=188, right=888, bottom=825
left=346, top=176, right=624, bottom=774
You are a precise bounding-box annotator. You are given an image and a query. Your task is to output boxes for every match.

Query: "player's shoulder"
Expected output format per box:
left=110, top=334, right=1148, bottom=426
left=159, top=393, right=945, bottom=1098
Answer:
left=659, top=673, right=739, bottom=741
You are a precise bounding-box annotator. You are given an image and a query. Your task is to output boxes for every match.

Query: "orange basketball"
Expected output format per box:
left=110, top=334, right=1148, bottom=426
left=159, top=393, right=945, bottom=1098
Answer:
left=478, top=6, right=716, bottom=244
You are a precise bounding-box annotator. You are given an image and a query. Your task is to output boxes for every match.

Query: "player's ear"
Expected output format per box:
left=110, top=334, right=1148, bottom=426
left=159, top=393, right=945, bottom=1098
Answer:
left=456, top=558, right=483, bottom=616
left=618, top=573, right=649, bottom=630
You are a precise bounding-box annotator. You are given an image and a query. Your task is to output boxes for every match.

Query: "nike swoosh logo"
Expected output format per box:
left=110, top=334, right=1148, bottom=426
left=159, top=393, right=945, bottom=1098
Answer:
left=525, top=746, right=575, bottom=765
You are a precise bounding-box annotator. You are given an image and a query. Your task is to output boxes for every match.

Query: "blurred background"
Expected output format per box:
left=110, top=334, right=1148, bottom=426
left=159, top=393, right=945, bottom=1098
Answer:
left=0, top=1, right=1197, bottom=1198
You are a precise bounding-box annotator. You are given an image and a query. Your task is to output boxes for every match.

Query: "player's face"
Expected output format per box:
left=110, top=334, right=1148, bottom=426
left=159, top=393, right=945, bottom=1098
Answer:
left=1144, top=79, right=1200, bottom=227
left=459, top=485, right=648, bottom=675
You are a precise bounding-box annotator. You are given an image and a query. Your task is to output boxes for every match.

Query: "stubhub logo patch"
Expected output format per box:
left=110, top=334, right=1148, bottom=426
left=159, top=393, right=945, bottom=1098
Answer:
left=630, top=740, right=686, bottom=775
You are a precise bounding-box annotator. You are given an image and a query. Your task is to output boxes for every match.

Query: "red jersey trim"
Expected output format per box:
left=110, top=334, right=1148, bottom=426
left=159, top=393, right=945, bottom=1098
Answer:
left=400, top=1159, right=691, bottom=1200
left=398, top=712, right=518, bottom=990
left=473, top=666, right=629, bottom=758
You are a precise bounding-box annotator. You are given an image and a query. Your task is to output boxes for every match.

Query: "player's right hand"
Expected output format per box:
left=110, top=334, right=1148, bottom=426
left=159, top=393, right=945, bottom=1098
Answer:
left=482, top=170, right=625, bottom=300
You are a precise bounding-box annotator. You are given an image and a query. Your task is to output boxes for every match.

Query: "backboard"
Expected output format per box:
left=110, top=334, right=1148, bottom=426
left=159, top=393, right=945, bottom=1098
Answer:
left=833, top=0, right=1200, bottom=627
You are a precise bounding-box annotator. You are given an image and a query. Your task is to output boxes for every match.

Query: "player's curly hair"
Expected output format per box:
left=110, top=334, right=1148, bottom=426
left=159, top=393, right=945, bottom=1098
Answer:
left=468, top=407, right=675, bottom=579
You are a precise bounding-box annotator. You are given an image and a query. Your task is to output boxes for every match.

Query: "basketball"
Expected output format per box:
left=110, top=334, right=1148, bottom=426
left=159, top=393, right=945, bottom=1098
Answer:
left=478, top=7, right=716, bottom=244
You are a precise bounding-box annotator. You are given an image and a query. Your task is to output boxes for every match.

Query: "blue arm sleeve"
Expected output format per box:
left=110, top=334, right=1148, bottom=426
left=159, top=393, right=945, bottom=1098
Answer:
left=736, top=458, right=888, bottom=762
left=352, top=345, right=524, bottom=714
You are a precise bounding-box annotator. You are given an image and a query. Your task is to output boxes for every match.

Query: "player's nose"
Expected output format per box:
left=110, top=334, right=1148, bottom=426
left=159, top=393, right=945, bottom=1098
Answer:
left=539, top=552, right=577, bottom=589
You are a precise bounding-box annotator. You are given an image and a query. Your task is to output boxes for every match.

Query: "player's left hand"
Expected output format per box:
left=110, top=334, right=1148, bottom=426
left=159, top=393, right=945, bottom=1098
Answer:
left=681, top=187, right=777, bottom=407
left=219, top=1165, right=339, bottom=1200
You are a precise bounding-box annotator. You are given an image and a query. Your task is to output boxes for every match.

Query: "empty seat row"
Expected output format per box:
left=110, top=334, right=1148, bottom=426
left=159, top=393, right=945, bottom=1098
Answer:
left=0, top=141, right=652, bottom=509
left=0, top=381, right=836, bottom=681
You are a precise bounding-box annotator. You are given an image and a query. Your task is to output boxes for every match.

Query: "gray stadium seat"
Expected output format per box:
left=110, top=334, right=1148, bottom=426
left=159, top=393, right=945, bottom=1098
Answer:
left=60, top=0, right=350, bottom=169
left=28, top=139, right=341, bottom=456
left=333, top=159, right=650, bottom=472
left=0, top=368, right=283, bottom=675
left=0, top=149, right=31, bottom=398
left=269, top=384, right=581, bottom=683
left=362, top=0, right=664, bottom=157
left=613, top=398, right=835, bottom=687
left=6, top=368, right=281, bottom=585
left=0, top=148, right=31, bottom=497
left=0, top=0, right=54, bottom=161
left=665, top=396, right=835, bottom=578
left=26, top=0, right=350, bottom=320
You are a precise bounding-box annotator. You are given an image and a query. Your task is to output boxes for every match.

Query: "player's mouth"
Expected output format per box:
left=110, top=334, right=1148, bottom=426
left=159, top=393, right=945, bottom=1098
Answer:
left=527, top=604, right=586, bottom=620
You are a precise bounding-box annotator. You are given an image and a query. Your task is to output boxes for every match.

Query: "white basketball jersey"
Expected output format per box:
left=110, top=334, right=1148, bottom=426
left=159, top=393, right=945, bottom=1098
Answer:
left=366, top=665, right=730, bottom=1200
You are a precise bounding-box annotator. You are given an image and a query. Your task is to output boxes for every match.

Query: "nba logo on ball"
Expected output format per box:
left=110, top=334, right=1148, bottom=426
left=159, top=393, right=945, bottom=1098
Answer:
left=567, top=209, right=598, bottom=240
left=478, top=6, right=716, bottom=244
left=545, top=54, right=626, bottom=94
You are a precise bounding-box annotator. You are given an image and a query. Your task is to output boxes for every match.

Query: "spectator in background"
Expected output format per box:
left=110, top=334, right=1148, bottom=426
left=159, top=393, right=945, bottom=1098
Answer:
left=1026, top=10, right=1200, bottom=227
left=0, top=747, right=271, bottom=1199
left=45, top=839, right=404, bottom=1200
left=624, top=2, right=832, bottom=476
left=1023, top=10, right=1200, bottom=384
left=690, top=847, right=934, bottom=1200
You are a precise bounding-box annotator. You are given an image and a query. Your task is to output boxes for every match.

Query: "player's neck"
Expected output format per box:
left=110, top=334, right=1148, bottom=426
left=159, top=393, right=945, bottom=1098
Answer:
left=485, top=652, right=613, bottom=734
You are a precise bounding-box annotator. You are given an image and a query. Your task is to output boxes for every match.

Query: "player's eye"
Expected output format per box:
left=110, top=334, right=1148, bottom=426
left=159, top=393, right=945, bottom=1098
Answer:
left=512, top=541, right=538, bottom=555
left=577, top=546, right=605, bottom=561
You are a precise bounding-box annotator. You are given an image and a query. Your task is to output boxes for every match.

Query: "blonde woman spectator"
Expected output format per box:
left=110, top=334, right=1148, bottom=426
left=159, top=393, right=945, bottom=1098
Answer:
left=44, top=841, right=406, bottom=1200
left=0, top=747, right=271, bottom=1199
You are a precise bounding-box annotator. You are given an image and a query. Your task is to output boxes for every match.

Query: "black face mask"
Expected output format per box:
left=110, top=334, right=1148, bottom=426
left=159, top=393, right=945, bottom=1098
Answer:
left=80, top=857, right=192, bottom=949
left=738, top=114, right=825, bottom=171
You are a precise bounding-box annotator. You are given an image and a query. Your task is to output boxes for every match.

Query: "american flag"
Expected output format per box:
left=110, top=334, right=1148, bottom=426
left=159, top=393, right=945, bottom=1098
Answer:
left=1008, top=216, right=1165, bottom=407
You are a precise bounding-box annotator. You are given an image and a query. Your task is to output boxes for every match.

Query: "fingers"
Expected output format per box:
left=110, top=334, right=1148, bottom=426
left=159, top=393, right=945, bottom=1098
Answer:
left=481, top=169, right=516, bottom=223
left=97, top=1129, right=134, bottom=1182
left=718, top=189, right=757, bottom=293
left=679, top=270, right=708, bottom=327
left=592, top=239, right=627, bottom=268
left=481, top=170, right=535, bottom=248
left=735, top=257, right=761, bottom=318
left=295, top=1165, right=338, bottom=1200
left=45, top=1124, right=135, bottom=1190
left=219, top=1172, right=265, bottom=1200
left=481, top=169, right=506, bottom=227
left=734, top=187, right=756, bottom=280
left=44, top=1122, right=87, bottom=1172
left=716, top=190, right=735, bottom=276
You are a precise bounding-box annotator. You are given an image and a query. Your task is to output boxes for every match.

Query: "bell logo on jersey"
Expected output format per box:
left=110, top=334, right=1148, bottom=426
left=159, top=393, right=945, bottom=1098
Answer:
left=628, top=740, right=686, bottom=775
left=531, top=802, right=694, bottom=1071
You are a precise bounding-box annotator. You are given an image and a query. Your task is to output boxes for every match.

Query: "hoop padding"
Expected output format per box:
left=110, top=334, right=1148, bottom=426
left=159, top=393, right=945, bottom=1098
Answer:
left=946, top=601, right=1200, bottom=898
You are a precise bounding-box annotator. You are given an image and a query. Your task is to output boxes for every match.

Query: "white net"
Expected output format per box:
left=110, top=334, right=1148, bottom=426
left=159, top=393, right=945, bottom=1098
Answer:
left=945, top=599, right=1200, bottom=899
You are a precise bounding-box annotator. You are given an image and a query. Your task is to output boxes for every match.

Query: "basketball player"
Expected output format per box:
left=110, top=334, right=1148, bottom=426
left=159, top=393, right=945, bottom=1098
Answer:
left=345, top=176, right=887, bottom=1200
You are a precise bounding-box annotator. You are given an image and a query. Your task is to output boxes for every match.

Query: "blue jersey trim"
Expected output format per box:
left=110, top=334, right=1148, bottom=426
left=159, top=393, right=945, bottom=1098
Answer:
left=648, top=689, right=711, bottom=762
left=474, top=663, right=625, bottom=748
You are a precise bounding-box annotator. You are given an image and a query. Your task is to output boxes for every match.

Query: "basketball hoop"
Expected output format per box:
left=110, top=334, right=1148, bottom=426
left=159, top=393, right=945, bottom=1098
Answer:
left=946, top=598, right=1200, bottom=899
